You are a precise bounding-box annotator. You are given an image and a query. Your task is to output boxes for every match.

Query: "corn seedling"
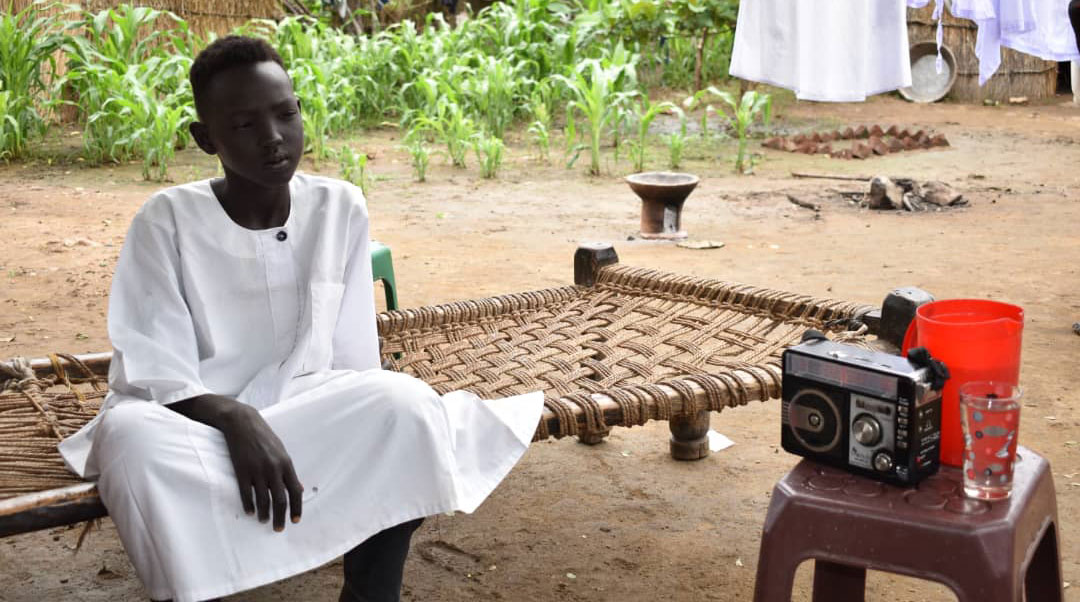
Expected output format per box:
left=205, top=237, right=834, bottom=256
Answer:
left=61, top=5, right=195, bottom=173
left=335, top=145, right=372, bottom=195
left=711, top=88, right=771, bottom=174
left=626, top=94, right=675, bottom=173
left=473, top=134, right=505, bottom=179
left=563, top=109, right=584, bottom=169
left=399, top=75, right=440, bottom=130
left=405, top=138, right=431, bottom=183
left=682, top=88, right=717, bottom=138
left=291, top=60, right=347, bottom=161
left=108, top=95, right=190, bottom=181
left=527, top=118, right=551, bottom=164
left=462, top=56, right=531, bottom=139
left=0, top=1, right=63, bottom=158
left=71, top=4, right=185, bottom=68
left=525, top=90, right=551, bottom=164
left=402, top=127, right=432, bottom=182
left=665, top=109, right=688, bottom=169
left=96, top=57, right=195, bottom=180
left=554, top=56, right=637, bottom=175
left=0, top=82, right=15, bottom=161
left=414, top=100, right=475, bottom=168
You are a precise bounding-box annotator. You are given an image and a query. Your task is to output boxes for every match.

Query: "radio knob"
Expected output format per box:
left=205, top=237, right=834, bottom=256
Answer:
left=873, top=451, right=894, bottom=473
left=852, top=415, right=882, bottom=446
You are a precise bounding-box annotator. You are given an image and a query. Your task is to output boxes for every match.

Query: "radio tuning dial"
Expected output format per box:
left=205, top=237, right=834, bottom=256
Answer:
left=873, top=451, right=894, bottom=473
left=852, top=414, right=882, bottom=446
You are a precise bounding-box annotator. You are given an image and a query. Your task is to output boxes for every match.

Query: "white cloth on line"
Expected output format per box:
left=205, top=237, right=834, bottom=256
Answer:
left=729, top=0, right=913, bottom=102
left=1000, top=0, right=1080, bottom=63
left=58, top=173, right=544, bottom=602
left=917, top=0, right=1079, bottom=85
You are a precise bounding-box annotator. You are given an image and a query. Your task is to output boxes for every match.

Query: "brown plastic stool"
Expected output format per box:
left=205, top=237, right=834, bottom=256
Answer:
left=753, top=446, right=1063, bottom=602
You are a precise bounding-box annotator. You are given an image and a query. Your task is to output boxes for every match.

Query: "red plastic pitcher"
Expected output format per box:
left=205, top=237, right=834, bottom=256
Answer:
left=902, top=300, right=1023, bottom=467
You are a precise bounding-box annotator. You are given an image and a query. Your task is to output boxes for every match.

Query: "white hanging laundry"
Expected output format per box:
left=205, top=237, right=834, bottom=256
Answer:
left=921, top=0, right=1078, bottom=85
left=950, top=0, right=997, bottom=21
left=729, top=0, right=912, bottom=102
left=965, top=0, right=1039, bottom=84
left=1002, top=0, right=1080, bottom=62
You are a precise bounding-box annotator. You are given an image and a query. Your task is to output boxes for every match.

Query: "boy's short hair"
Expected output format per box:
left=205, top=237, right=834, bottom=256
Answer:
left=190, top=35, right=286, bottom=119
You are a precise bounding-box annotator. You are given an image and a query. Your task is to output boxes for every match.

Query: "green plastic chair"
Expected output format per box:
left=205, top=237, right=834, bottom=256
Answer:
left=370, top=240, right=398, bottom=311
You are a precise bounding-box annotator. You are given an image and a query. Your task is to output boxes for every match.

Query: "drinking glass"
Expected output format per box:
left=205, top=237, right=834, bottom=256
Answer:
left=959, top=381, right=1022, bottom=500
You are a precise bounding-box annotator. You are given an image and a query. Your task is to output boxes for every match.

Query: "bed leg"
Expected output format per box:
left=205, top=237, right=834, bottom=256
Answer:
left=577, top=428, right=610, bottom=446
left=669, top=409, right=710, bottom=460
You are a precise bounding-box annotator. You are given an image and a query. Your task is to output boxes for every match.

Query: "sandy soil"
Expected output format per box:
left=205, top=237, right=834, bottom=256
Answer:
left=1, top=95, right=1079, bottom=601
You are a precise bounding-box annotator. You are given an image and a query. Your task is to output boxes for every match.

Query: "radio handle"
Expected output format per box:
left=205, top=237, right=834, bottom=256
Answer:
left=906, top=347, right=950, bottom=391
left=800, top=329, right=827, bottom=343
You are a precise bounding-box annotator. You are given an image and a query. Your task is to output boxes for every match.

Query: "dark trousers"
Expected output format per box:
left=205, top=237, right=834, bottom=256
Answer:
left=339, top=518, right=424, bottom=602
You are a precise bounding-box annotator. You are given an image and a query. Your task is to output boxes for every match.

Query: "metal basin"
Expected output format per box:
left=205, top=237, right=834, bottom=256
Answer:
left=899, top=41, right=958, bottom=103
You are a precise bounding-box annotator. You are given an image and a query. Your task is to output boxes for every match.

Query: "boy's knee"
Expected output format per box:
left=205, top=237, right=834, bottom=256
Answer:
left=95, top=402, right=178, bottom=465
left=364, top=371, right=439, bottom=406
left=97, top=402, right=159, bottom=442
left=360, top=371, right=442, bottom=424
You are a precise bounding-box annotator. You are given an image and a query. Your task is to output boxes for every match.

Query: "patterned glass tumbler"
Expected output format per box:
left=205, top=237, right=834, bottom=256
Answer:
left=959, top=381, right=1022, bottom=500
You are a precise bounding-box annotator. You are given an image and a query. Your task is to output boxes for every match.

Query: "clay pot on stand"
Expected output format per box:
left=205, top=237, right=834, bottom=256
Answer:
left=625, top=172, right=700, bottom=240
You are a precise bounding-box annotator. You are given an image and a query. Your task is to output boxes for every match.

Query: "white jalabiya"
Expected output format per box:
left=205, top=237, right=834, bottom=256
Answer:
left=729, top=0, right=912, bottom=102
left=58, top=174, right=543, bottom=602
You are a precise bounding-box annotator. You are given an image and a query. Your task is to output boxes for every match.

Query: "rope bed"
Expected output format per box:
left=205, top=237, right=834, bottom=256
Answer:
left=0, top=252, right=876, bottom=537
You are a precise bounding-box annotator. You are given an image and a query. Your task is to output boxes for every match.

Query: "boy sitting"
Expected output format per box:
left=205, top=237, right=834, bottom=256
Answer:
left=58, top=35, right=542, bottom=602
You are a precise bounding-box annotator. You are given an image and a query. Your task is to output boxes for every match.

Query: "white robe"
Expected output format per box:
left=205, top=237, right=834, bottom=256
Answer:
left=58, top=174, right=543, bottom=602
left=729, top=0, right=913, bottom=102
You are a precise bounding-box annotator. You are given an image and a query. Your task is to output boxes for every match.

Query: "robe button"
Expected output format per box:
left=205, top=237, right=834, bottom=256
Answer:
left=276, top=231, right=288, bottom=242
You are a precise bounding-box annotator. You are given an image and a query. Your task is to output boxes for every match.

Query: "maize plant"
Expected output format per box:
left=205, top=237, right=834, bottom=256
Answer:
left=711, top=88, right=771, bottom=174
left=61, top=4, right=195, bottom=175
left=473, top=134, right=505, bottom=179
left=413, top=100, right=475, bottom=168
left=554, top=55, right=637, bottom=175
left=334, top=145, right=372, bottom=195
left=626, top=94, right=676, bottom=173
left=0, top=1, right=63, bottom=158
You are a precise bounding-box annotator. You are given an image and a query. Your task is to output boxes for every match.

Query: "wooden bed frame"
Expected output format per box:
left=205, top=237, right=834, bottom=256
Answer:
left=0, top=243, right=883, bottom=538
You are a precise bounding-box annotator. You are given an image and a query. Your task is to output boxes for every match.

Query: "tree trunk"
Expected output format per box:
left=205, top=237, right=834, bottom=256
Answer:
left=694, top=27, right=710, bottom=93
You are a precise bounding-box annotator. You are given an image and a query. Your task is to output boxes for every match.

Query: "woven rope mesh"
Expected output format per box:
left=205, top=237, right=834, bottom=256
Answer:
left=1, top=266, right=872, bottom=502
left=380, top=266, right=872, bottom=439
left=0, top=356, right=105, bottom=501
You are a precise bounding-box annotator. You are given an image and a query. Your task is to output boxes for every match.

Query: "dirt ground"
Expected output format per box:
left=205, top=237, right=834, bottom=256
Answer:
left=1, top=94, right=1079, bottom=601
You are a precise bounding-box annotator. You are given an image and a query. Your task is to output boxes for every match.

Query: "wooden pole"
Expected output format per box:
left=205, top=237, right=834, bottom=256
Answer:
left=791, top=172, right=871, bottom=182
left=0, top=482, right=105, bottom=538
left=694, top=27, right=710, bottom=93
left=786, top=194, right=821, bottom=212
left=25, top=352, right=112, bottom=379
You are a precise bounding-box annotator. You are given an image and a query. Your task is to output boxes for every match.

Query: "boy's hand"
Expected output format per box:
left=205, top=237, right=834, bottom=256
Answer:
left=219, top=403, right=304, bottom=531
left=168, top=394, right=303, bottom=531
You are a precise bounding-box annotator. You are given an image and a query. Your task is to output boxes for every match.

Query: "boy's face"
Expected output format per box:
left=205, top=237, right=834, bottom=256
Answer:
left=190, top=61, right=304, bottom=187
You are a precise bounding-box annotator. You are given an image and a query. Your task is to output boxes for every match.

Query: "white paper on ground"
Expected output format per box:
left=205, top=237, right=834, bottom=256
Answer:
left=707, top=430, right=735, bottom=452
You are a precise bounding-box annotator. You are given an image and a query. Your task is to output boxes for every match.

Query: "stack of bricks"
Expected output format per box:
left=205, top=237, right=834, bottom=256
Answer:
left=763, top=125, right=949, bottom=160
